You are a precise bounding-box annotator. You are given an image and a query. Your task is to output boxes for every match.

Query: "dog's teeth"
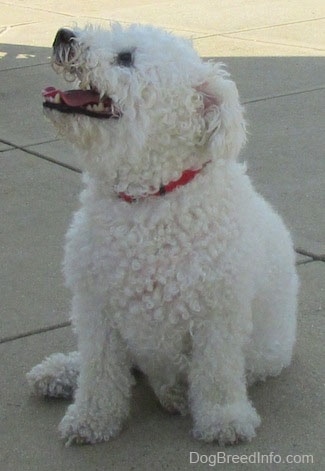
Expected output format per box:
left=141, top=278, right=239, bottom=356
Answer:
left=86, top=105, right=93, bottom=111
left=54, top=93, right=61, bottom=104
left=97, top=103, right=104, bottom=112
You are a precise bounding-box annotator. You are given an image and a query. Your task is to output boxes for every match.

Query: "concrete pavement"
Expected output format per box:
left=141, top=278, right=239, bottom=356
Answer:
left=0, top=1, right=324, bottom=469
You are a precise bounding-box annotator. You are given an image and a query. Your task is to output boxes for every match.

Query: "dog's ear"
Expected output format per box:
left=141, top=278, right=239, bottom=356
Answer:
left=195, top=63, right=246, bottom=160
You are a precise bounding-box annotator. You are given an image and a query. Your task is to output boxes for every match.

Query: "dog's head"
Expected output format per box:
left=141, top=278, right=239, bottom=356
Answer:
left=43, top=23, right=246, bottom=194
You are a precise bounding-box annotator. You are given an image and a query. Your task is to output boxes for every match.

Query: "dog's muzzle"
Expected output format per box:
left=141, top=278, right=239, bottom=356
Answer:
left=52, top=28, right=77, bottom=66
left=42, top=28, right=122, bottom=120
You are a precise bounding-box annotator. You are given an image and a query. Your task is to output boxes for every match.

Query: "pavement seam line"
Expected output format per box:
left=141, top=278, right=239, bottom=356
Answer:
left=0, top=138, right=81, bottom=173
left=242, top=86, right=325, bottom=105
left=1, top=1, right=323, bottom=38
left=0, top=62, right=51, bottom=72
left=216, top=33, right=325, bottom=53
left=0, top=21, right=41, bottom=32
left=193, top=16, right=325, bottom=39
left=295, top=248, right=325, bottom=263
left=0, top=321, right=72, bottom=345
left=0, top=1, right=78, bottom=19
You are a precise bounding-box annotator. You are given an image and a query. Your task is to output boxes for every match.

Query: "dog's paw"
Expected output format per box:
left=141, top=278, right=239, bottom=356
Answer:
left=59, top=404, right=123, bottom=446
left=157, top=384, right=189, bottom=416
left=192, top=401, right=261, bottom=445
left=26, top=352, right=79, bottom=399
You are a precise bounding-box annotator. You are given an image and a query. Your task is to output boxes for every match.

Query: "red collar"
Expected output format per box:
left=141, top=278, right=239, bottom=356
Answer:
left=118, top=161, right=210, bottom=203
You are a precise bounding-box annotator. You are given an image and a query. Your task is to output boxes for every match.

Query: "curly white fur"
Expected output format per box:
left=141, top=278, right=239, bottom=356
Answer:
left=27, top=23, right=298, bottom=445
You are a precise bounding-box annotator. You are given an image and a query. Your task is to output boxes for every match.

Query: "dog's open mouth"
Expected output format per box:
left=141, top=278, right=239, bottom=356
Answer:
left=42, top=87, right=121, bottom=120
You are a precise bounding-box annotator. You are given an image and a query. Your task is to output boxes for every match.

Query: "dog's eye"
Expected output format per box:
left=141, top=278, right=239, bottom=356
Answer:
left=116, top=51, right=133, bottom=67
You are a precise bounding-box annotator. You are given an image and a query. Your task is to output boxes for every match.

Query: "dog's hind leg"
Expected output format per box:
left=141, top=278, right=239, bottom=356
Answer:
left=150, top=376, right=189, bottom=416
left=27, top=351, right=80, bottom=399
left=245, top=267, right=298, bottom=385
left=138, top=346, right=190, bottom=416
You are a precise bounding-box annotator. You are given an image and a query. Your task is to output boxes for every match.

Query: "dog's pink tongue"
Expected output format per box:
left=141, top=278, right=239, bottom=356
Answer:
left=42, top=87, right=101, bottom=106
left=61, top=90, right=101, bottom=106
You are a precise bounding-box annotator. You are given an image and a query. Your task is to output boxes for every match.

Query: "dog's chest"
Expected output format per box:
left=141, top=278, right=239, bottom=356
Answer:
left=65, top=199, right=222, bottom=333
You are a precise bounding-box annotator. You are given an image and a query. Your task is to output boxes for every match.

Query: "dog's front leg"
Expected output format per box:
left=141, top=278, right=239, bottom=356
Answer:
left=189, top=314, right=260, bottom=445
left=59, top=294, right=133, bottom=445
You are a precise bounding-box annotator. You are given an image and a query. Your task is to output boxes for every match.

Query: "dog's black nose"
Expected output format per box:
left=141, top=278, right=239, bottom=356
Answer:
left=53, top=28, right=76, bottom=49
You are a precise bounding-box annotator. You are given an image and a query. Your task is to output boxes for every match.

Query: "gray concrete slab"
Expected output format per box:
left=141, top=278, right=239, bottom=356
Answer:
left=204, top=56, right=325, bottom=106
left=0, top=38, right=51, bottom=70
left=25, top=140, right=81, bottom=172
left=193, top=34, right=325, bottom=58
left=230, top=18, right=325, bottom=53
left=0, top=263, right=324, bottom=470
left=70, top=0, right=324, bottom=36
left=1, top=0, right=324, bottom=469
left=0, top=149, right=81, bottom=341
left=0, top=142, right=13, bottom=151
left=0, top=3, right=66, bottom=26
left=0, top=63, right=66, bottom=146
left=242, top=89, right=325, bottom=253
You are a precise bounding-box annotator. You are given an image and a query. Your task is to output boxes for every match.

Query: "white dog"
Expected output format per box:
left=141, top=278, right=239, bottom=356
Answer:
left=27, top=23, right=298, bottom=445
